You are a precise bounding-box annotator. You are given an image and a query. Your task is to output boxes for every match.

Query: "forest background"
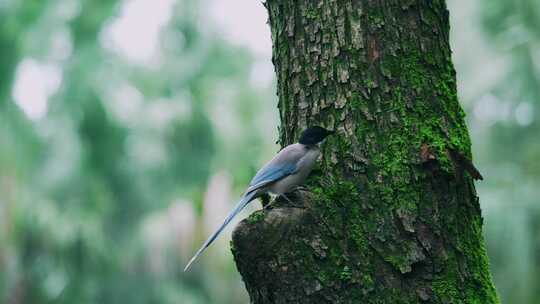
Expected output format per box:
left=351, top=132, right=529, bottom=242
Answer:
left=0, top=0, right=538, bottom=303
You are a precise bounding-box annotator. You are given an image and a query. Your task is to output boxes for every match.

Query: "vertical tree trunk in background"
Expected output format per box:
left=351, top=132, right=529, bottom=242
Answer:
left=232, top=1, right=499, bottom=303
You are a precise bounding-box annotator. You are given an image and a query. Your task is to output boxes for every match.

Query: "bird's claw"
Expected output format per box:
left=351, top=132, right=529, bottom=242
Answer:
left=281, top=193, right=294, bottom=204
left=279, top=193, right=305, bottom=209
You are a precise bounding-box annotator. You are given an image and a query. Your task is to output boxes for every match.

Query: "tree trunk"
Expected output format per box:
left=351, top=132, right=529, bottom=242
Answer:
left=231, top=1, right=499, bottom=303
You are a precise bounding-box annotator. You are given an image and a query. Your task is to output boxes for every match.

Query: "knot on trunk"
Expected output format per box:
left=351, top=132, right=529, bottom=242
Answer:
left=231, top=190, right=321, bottom=303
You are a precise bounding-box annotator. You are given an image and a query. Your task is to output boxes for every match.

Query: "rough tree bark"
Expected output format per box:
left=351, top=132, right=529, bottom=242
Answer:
left=232, top=1, right=499, bottom=303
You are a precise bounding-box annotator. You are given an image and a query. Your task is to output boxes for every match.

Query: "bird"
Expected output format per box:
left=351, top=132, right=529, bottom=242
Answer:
left=183, top=126, right=334, bottom=271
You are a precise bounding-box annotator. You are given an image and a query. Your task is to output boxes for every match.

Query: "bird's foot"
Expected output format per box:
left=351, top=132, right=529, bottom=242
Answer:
left=263, top=200, right=274, bottom=210
left=279, top=193, right=305, bottom=209
left=295, top=185, right=309, bottom=192
left=259, top=193, right=271, bottom=209
left=281, top=193, right=294, bottom=204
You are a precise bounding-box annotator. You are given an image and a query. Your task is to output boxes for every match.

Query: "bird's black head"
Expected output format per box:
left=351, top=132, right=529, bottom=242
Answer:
left=298, top=126, right=334, bottom=145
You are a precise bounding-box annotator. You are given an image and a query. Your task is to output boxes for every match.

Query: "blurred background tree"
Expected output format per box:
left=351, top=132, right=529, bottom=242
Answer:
left=474, top=1, right=540, bottom=303
left=0, top=0, right=537, bottom=303
left=0, top=0, right=275, bottom=303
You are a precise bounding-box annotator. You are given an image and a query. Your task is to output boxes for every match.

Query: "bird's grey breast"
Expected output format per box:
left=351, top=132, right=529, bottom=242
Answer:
left=296, top=145, right=320, bottom=173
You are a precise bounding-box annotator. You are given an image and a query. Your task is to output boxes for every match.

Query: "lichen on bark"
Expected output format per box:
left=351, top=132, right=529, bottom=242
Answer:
left=232, top=1, right=499, bottom=303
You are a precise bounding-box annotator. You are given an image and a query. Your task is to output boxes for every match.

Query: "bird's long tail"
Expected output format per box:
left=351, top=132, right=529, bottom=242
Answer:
left=183, top=190, right=258, bottom=271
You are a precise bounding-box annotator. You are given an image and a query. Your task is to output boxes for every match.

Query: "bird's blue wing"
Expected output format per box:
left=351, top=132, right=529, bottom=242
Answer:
left=247, top=163, right=297, bottom=193
left=246, top=144, right=305, bottom=193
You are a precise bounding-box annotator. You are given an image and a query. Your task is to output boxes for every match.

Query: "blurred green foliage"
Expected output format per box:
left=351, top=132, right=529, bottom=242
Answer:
left=0, top=0, right=538, bottom=303
left=476, top=1, right=540, bottom=303
left=0, top=0, right=276, bottom=303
